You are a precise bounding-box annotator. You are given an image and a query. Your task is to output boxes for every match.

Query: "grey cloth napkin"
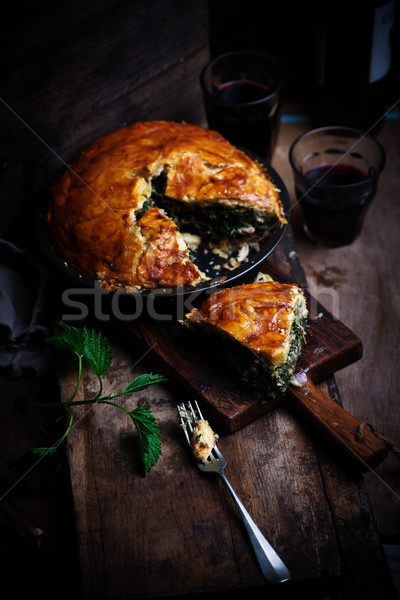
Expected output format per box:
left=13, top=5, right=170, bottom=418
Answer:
left=0, top=237, right=50, bottom=378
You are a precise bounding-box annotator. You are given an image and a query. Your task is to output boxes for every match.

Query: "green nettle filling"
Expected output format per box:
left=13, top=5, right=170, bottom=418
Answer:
left=158, top=199, right=273, bottom=240
left=187, top=307, right=306, bottom=402
left=238, top=312, right=307, bottom=396
left=273, top=317, right=307, bottom=390
left=139, top=197, right=154, bottom=215
left=139, top=172, right=273, bottom=241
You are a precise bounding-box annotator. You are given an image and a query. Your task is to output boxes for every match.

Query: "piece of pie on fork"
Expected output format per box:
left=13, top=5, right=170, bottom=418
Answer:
left=177, top=400, right=291, bottom=584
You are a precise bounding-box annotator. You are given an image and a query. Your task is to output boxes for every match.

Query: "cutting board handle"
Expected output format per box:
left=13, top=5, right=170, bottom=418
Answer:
left=287, top=376, right=388, bottom=471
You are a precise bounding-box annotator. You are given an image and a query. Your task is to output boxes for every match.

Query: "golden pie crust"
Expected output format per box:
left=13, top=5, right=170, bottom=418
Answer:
left=48, top=121, right=286, bottom=291
left=185, top=280, right=307, bottom=368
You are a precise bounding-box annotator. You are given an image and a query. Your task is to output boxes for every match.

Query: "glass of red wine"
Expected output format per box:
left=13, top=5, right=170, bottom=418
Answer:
left=200, top=50, right=282, bottom=163
left=289, top=126, right=386, bottom=247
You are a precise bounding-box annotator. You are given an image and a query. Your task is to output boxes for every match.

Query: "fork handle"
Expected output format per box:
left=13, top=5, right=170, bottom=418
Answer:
left=219, top=472, right=290, bottom=584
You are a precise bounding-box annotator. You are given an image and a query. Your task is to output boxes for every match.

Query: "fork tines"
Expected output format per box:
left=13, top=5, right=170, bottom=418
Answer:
left=178, top=400, right=221, bottom=465
left=177, top=400, right=204, bottom=446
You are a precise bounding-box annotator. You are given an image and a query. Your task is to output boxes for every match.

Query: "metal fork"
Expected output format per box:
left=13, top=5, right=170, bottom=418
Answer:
left=177, top=400, right=291, bottom=584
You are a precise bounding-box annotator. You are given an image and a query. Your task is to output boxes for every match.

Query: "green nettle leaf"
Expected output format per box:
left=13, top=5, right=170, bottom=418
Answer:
left=123, top=373, right=168, bottom=394
left=83, top=327, right=112, bottom=377
left=129, top=406, right=162, bottom=475
left=46, top=321, right=86, bottom=356
left=40, top=322, right=167, bottom=476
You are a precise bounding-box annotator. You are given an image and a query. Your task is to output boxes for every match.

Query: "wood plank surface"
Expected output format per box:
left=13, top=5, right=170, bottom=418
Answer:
left=113, top=263, right=387, bottom=471
left=0, top=0, right=209, bottom=241
left=55, top=224, right=395, bottom=599
left=58, top=111, right=399, bottom=596
left=1, top=1, right=398, bottom=597
left=52, top=114, right=400, bottom=598
left=117, top=259, right=364, bottom=423
left=271, top=113, right=400, bottom=542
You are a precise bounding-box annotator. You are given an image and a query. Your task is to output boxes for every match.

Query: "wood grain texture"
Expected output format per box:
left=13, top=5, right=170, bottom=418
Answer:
left=62, top=333, right=345, bottom=598
left=1, top=0, right=398, bottom=595
left=0, top=0, right=209, bottom=242
left=56, top=114, right=397, bottom=597
left=57, top=227, right=396, bottom=599
left=108, top=254, right=388, bottom=470
left=271, top=113, right=400, bottom=541
left=287, top=378, right=388, bottom=469
left=115, top=258, right=364, bottom=428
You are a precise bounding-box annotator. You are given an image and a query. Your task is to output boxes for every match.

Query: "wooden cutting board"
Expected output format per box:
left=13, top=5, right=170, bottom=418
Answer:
left=116, top=258, right=388, bottom=471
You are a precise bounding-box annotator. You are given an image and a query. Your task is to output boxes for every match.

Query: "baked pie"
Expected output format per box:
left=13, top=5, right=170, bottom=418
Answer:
left=48, top=121, right=286, bottom=290
left=184, top=279, right=308, bottom=393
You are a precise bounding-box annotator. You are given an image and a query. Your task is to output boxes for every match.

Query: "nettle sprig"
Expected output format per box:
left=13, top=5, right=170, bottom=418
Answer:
left=31, top=321, right=168, bottom=476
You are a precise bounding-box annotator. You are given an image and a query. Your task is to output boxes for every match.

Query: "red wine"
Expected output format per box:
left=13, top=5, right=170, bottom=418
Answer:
left=216, top=80, right=270, bottom=103
left=295, top=163, right=377, bottom=246
left=203, top=79, right=279, bottom=161
left=305, top=163, right=368, bottom=186
left=200, top=51, right=282, bottom=161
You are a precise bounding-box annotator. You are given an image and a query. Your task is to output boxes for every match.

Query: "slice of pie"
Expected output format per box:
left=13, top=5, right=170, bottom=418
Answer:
left=184, top=279, right=308, bottom=393
left=48, top=121, right=286, bottom=291
left=136, top=207, right=202, bottom=289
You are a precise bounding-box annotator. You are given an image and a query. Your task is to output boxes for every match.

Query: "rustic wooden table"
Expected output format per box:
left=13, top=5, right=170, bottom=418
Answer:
left=3, top=3, right=398, bottom=598
left=1, top=112, right=398, bottom=600
left=271, top=111, right=400, bottom=543
left=42, top=111, right=399, bottom=600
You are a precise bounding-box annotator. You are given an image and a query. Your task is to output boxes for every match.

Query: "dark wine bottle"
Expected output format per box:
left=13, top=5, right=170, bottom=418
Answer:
left=309, top=0, right=397, bottom=132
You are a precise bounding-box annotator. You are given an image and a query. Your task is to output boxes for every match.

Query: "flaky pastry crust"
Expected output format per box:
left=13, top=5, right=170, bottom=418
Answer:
left=48, top=121, right=286, bottom=290
left=185, top=281, right=306, bottom=367
left=136, top=207, right=202, bottom=289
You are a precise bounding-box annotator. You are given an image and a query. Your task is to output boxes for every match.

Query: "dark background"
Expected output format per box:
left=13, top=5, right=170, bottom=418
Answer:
left=208, top=1, right=400, bottom=128
left=1, top=0, right=399, bottom=246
